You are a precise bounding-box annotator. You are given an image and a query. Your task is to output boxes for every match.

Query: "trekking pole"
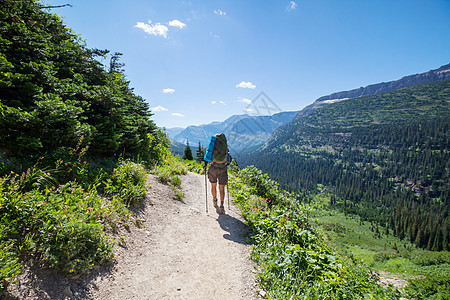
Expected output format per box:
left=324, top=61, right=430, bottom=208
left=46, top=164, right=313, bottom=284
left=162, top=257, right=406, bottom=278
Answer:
left=204, top=167, right=208, bottom=213
left=227, top=163, right=230, bottom=210
left=227, top=185, right=230, bottom=210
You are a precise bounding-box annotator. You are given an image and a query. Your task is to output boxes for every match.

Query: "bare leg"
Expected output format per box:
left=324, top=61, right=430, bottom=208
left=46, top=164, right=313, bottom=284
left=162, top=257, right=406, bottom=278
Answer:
left=218, top=184, right=226, bottom=214
left=211, top=182, right=219, bottom=208
left=219, top=184, right=225, bottom=205
left=211, top=182, right=217, bottom=199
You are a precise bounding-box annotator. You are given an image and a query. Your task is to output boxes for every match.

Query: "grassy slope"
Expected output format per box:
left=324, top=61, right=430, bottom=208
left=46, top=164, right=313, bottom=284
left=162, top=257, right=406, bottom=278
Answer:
left=310, top=193, right=450, bottom=285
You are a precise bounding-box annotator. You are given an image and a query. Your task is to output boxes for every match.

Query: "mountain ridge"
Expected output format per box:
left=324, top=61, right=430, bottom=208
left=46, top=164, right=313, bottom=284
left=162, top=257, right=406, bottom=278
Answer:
left=317, top=63, right=450, bottom=102
left=294, top=63, right=450, bottom=121
left=167, top=110, right=299, bottom=153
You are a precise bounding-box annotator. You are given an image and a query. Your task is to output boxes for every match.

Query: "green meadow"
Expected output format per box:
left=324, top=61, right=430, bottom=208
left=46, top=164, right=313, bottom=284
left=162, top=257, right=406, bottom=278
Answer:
left=310, top=192, right=450, bottom=298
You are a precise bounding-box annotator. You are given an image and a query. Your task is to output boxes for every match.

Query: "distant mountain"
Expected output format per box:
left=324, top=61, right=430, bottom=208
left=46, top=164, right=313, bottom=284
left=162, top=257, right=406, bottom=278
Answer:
left=242, top=80, right=450, bottom=251
left=164, top=127, right=184, bottom=138
left=170, top=114, right=242, bottom=146
left=167, top=111, right=298, bottom=154
left=294, top=63, right=450, bottom=120
left=169, top=139, right=185, bottom=157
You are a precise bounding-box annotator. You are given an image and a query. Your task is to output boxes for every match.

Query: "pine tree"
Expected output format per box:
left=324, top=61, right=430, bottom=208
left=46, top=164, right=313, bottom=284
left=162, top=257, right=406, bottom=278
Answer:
left=183, top=141, right=193, bottom=160
left=0, top=1, right=157, bottom=160
left=196, top=141, right=205, bottom=162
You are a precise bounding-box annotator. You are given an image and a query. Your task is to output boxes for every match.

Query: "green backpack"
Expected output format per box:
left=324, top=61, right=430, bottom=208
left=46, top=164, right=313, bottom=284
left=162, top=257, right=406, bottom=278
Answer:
left=212, top=133, right=228, bottom=164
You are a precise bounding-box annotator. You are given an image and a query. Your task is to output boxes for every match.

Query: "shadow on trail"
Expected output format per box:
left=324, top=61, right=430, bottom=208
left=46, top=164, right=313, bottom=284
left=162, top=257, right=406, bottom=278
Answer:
left=216, top=213, right=250, bottom=245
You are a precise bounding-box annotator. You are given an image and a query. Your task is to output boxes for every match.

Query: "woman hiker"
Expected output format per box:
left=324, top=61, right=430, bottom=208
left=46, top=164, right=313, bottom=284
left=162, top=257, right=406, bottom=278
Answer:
left=203, top=133, right=231, bottom=214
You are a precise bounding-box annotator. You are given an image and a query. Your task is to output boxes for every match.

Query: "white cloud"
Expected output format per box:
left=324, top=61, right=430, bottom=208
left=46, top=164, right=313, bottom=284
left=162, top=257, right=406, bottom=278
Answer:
left=238, top=97, right=252, bottom=104
left=211, top=100, right=226, bottom=105
left=287, top=1, right=298, bottom=11
left=214, top=9, right=226, bottom=16
left=243, top=108, right=253, bottom=112
left=163, top=88, right=175, bottom=94
left=169, top=19, right=186, bottom=29
left=152, top=105, right=168, bottom=112
left=236, top=81, right=256, bottom=89
left=171, top=113, right=184, bottom=117
left=210, top=32, right=220, bottom=39
left=135, top=21, right=169, bottom=38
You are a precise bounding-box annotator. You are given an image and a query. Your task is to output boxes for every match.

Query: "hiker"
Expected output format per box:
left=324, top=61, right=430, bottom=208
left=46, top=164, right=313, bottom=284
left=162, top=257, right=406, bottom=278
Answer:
left=204, top=133, right=232, bottom=214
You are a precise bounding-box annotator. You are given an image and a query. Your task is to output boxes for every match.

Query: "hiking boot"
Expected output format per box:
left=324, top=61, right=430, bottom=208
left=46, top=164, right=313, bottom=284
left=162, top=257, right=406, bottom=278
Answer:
left=213, top=198, right=218, bottom=208
left=219, top=205, right=225, bottom=214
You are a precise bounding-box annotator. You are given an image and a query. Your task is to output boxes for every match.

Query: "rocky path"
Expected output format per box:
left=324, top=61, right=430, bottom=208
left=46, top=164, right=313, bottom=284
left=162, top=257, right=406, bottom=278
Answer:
left=6, top=172, right=257, bottom=299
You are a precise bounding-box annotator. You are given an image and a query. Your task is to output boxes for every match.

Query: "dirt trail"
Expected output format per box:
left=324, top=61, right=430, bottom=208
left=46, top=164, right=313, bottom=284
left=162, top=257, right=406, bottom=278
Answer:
left=6, top=172, right=257, bottom=299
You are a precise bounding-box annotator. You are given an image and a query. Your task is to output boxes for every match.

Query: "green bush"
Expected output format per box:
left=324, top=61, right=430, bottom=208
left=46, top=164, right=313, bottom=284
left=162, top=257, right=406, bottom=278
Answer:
left=184, top=160, right=205, bottom=174
left=104, top=160, right=147, bottom=205
left=171, top=176, right=181, bottom=188
left=151, top=154, right=186, bottom=200
left=238, top=166, right=290, bottom=207
left=0, top=166, right=132, bottom=281
left=0, top=240, right=21, bottom=292
left=39, top=220, right=113, bottom=274
left=164, top=155, right=188, bottom=176
left=410, top=250, right=450, bottom=267
left=374, top=251, right=399, bottom=263
left=174, top=189, right=185, bottom=201
left=51, top=144, right=94, bottom=185
left=152, top=165, right=171, bottom=183
left=406, top=274, right=450, bottom=299
left=144, top=128, right=171, bottom=166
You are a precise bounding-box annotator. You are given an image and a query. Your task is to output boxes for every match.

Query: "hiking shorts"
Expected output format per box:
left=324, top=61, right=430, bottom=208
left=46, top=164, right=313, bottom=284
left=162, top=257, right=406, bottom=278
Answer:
left=208, top=164, right=228, bottom=185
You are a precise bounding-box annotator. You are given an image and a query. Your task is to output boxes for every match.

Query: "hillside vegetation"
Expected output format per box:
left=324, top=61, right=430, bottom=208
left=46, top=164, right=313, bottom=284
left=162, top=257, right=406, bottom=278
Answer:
left=0, top=0, right=158, bottom=161
left=0, top=0, right=169, bottom=293
left=243, top=80, right=450, bottom=251
left=228, top=165, right=401, bottom=299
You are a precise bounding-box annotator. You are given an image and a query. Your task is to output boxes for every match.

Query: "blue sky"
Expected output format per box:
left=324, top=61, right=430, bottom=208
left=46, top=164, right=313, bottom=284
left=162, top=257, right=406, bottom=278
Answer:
left=43, top=0, right=450, bottom=128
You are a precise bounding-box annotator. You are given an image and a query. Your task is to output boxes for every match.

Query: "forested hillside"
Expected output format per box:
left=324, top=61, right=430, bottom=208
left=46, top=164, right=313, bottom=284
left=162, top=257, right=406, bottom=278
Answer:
left=0, top=0, right=159, bottom=162
left=0, top=1, right=170, bottom=292
left=242, top=80, right=450, bottom=251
